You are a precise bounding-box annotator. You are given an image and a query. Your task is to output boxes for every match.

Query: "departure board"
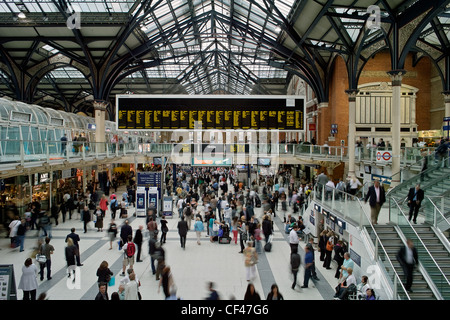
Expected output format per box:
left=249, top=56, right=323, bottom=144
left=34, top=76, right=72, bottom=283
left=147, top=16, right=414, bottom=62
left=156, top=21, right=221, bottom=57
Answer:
left=116, top=95, right=305, bottom=131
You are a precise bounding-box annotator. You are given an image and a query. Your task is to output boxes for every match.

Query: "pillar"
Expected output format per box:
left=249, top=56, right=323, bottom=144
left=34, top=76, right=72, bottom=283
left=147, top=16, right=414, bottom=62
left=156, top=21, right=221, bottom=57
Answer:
left=388, top=70, right=407, bottom=188
left=317, top=102, right=328, bottom=144
left=346, top=89, right=358, bottom=179
left=444, top=92, right=450, bottom=118
left=93, top=100, right=107, bottom=153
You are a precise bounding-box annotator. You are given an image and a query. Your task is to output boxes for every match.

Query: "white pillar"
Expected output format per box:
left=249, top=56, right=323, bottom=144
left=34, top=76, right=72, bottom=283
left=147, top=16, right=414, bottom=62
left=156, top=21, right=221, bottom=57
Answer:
left=388, top=70, right=406, bottom=188
left=94, top=100, right=107, bottom=153
left=346, top=90, right=358, bottom=179
left=444, top=92, right=450, bottom=118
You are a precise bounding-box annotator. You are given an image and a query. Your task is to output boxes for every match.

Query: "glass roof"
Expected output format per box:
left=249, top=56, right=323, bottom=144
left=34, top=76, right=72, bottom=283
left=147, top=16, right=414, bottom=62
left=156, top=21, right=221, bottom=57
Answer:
left=0, top=0, right=135, bottom=14
left=48, top=67, right=86, bottom=79
left=137, top=0, right=294, bottom=94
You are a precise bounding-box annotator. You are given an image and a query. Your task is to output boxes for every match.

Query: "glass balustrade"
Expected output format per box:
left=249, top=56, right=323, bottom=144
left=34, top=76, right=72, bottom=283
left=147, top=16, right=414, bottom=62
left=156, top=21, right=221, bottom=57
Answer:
left=312, top=182, right=411, bottom=299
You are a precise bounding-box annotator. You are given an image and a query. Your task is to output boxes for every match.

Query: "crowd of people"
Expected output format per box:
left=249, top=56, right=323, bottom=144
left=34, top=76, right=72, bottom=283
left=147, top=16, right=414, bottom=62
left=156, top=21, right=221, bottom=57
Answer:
left=7, top=161, right=425, bottom=301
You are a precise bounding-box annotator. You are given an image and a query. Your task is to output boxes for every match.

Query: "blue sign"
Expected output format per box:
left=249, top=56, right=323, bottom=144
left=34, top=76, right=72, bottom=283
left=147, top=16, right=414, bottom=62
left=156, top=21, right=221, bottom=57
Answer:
left=443, top=126, right=450, bottom=131
left=137, top=172, right=161, bottom=186
left=444, top=117, right=450, bottom=122
left=350, top=248, right=361, bottom=267
left=372, top=174, right=391, bottom=185
left=136, top=192, right=146, bottom=210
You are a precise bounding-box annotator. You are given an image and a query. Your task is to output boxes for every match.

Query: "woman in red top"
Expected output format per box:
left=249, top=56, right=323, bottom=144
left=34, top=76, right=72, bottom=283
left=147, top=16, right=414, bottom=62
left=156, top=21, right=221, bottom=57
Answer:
left=99, top=195, right=108, bottom=216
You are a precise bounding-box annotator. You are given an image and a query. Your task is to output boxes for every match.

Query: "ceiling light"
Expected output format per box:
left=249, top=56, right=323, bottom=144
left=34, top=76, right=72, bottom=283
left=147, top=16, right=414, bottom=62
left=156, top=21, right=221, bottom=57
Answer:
left=17, top=12, right=26, bottom=19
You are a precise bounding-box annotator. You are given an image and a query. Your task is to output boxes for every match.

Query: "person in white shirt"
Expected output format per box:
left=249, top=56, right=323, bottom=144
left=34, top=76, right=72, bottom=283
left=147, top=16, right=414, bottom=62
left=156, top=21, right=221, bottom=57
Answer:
left=334, top=267, right=357, bottom=300
left=9, top=216, right=21, bottom=247
left=177, top=197, right=185, bottom=219
left=348, top=176, right=362, bottom=197
left=223, top=205, right=232, bottom=227
left=357, top=275, right=370, bottom=300
left=325, top=179, right=335, bottom=200
left=124, top=272, right=140, bottom=300
left=289, top=225, right=299, bottom=253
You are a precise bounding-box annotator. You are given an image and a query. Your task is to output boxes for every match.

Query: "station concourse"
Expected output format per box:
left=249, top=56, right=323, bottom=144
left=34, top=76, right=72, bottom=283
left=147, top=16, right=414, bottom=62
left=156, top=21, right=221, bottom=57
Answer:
left=0, top=0, right=449, bottom=304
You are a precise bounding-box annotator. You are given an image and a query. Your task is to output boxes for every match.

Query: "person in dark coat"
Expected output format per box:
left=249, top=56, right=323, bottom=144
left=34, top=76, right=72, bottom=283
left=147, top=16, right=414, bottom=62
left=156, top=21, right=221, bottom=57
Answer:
left=333, top=240, right=345, bottom=279
left=290, top=248, right=301, bottom=290
left=396, top=239, right=418, bottom=293
left=318, top=230, right=328, bottom=262
left=261, top=215, right=272, bottom=243
left=65, top=228, right=82, bottom=266
left=95, top=282, right=109, bottom=300
left=134, top=225, right=143, bottom=262
left=81, top=206, right=91, bottom=233
left=364, top=180, right=386, bottom=225
left=65, top=238, right=78, bottom=280
left=177, top=216, right=188, bottom=249
left=406, top=184, right=424, bottom=224
left=96, top=261, right=113, bottom=286
left=120, top=220, right=133, bottom=248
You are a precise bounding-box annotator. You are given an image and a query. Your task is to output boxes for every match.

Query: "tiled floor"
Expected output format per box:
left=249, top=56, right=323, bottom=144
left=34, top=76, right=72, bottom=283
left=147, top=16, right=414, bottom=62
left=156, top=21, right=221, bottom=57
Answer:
left=1, top=186, right=342, bottom=301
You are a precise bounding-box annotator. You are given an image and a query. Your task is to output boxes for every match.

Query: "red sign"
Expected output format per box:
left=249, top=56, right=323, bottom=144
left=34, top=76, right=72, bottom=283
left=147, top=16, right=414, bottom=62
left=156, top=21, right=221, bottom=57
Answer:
left=376, top=151, right=392, bottom=162
left=309, top=123, right=316, bottom=131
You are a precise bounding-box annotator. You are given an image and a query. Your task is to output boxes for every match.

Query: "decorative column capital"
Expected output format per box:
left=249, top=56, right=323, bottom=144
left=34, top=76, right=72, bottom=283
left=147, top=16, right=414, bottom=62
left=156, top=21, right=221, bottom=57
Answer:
left=387, top=69, right=407, bottom=86
left=442, top=91, right=450, bottom=102
left=345, top=89, right=359, bottom=102
left=93, top=100, right=108, bottom=111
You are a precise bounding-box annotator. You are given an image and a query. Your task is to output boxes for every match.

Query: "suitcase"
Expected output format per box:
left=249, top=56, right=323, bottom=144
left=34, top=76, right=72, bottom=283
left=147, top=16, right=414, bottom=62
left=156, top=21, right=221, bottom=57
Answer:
left=255, top=195, right=261, bottom=208
left=219, top=237, right=231, bottom=244
left=264, top=235, right=273, bottom=252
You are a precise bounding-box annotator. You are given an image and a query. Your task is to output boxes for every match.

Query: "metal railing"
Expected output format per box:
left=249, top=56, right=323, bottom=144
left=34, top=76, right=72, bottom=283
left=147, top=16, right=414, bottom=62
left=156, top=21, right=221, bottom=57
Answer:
left=424, top=196, right=450, bottom=232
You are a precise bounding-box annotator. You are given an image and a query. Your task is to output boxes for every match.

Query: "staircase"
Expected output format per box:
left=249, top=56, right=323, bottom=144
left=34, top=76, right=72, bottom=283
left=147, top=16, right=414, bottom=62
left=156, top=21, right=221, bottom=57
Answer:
left=388, top=167, right=450, bottom=204
left=399, top=225, right=450, bottom=299
left=371, top=225, right=437, bottom=300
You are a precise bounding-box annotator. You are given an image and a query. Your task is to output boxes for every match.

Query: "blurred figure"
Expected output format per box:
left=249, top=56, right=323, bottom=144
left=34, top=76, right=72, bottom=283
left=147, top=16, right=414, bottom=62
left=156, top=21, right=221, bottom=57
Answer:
left=205, top=281, right=220, bottom=300
left=396, top=239, right=418, bottom=293
left=243, top=283, right=261, bottom=300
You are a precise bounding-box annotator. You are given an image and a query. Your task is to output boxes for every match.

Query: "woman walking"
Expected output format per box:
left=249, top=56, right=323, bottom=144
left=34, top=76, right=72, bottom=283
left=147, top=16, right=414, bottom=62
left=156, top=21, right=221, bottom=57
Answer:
left=65, top=238, right=78, bottom=280
left=18, top=258, right=38, bottom=300
left=243, top=241, right=258, bottom=282
left=194, top=216, right=204, bottom=245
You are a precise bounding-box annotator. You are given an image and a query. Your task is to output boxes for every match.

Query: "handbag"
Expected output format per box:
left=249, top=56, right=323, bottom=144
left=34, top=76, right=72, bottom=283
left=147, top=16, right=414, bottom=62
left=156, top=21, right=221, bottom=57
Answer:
left=36, top=254, right=47, bottom=264
left=212, top=223, right=219, bottom=232
left=108, top=275, right=115, bottom=287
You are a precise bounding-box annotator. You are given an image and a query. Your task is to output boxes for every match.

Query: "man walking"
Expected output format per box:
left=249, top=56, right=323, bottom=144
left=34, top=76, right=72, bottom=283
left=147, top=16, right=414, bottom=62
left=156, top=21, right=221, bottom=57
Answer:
left=289, top=224, right=300, bottom=253
left=65, top=228, right=83, bottom=266
left=396, top=239, right=418, bottom=293
left=290, top=248, right=301, bottom=290
left=302, top=246, right=314, bottom=288
left=364, top=180, right=386, bottom=224
left=177, top=216, right=188, bottom=249
left=407, top=184, right=424, bottom=224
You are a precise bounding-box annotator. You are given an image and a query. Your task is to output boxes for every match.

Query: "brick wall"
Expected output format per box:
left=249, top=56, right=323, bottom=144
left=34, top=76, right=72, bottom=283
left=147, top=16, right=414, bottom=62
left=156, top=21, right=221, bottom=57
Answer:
left=323, top=50, right=434, bottom=147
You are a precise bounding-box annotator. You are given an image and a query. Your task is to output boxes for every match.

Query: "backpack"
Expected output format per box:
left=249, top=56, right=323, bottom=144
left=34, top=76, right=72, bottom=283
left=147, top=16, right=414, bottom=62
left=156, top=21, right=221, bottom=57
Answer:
left=126, top=242, right=136, bottom=257
left=111, top=199, right=119, bottom=211
left=185, top=206, right=192, bottom=216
